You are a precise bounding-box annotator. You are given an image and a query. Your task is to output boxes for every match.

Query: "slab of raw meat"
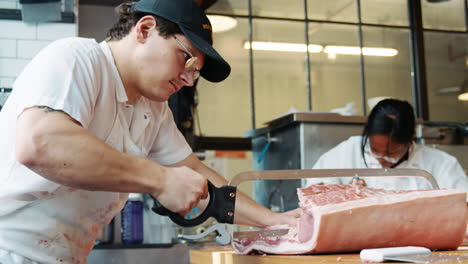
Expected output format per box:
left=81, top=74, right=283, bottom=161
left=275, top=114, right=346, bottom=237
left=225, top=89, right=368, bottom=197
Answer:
left=232, top=184, right=468, bottom=255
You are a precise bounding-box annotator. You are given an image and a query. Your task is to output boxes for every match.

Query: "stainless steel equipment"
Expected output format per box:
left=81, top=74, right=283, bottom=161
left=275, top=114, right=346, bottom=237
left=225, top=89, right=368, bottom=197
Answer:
left=246, top=112, right=468, bottom=212
left=245, top=113, right=366, bottom=211
left=87, top=243, right=190, bottom=264
left=178, top=223, right=232, bottom=245
left=423, top=122, right=468, bottom=174
left=89, top=195, right=183, bottom=264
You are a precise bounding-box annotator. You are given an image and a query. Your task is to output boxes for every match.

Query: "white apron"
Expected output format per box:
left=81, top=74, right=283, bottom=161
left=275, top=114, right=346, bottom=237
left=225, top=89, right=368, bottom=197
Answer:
left=0, top=96, right=152, bottom=264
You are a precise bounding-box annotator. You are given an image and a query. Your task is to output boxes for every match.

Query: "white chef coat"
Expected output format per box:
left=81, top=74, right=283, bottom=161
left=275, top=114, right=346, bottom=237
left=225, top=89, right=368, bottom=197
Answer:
left=0, top=38, right=192, bottom=263
left=302, top=136, right=468, bottom=195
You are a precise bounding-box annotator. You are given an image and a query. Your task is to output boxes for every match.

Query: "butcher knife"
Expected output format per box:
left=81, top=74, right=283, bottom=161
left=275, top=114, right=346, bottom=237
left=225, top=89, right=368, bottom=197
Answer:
left=360, top=246, right=468, bottom=263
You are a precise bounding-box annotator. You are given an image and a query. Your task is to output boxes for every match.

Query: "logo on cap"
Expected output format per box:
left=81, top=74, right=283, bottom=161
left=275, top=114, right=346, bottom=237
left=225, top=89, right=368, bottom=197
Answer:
left=202, top=24, right=212, bottom=32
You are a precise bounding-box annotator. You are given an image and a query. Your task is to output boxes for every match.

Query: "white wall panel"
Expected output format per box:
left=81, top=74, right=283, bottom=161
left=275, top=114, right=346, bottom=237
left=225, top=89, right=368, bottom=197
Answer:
left=0, top=39, right=16, bottom=58
left=0, top=0, right=16, bottom=9
left=17, top=40, right=49, bottom=59
left=0, top=20, right=36, bottom=39
left=37, top=23, right=76, bottom=40
left=0, top=58, right=29, bottom=77
left=0, top=77, right=14, bottom=87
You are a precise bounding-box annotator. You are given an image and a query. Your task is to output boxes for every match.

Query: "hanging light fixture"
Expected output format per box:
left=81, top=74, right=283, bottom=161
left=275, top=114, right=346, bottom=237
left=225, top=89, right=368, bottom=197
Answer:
left=205, top=0, right=237, bottom=33
left=457, top=79, right=468, bottom=101
left=207, top=15, right=237, bottom=33
left=436, top=79, right=468, bottom=101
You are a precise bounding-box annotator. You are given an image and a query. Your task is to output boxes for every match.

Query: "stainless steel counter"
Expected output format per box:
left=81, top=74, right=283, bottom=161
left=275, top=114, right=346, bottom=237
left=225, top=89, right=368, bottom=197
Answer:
left=87, top=243, right=190, bottom=264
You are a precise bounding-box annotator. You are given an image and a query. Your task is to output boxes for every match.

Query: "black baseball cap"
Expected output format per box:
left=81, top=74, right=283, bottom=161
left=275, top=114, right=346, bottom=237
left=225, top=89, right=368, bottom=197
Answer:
left=133, top=0, right=231, bottom=83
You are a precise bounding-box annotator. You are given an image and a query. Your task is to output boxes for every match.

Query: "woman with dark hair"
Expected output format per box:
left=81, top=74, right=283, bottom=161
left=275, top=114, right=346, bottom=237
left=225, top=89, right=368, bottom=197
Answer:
left=361, top=99, right=415, bottom=169
left=303, top=99, right=468, bottom=192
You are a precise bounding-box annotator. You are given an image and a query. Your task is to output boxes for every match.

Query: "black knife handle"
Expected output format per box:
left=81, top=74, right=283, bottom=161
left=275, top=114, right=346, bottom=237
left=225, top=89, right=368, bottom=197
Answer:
left=151, top=181, right=237, bottom=227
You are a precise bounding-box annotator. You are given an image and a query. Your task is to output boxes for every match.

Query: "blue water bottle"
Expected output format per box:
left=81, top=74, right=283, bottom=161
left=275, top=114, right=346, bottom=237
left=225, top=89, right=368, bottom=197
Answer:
left=121, top=193, right=144, bottom=245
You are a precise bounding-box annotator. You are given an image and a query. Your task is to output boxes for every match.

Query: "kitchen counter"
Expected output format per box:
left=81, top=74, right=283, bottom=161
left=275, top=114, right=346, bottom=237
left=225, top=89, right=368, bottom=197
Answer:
left=88, top=243, right=189, bottom=264
left=189, top=244, right=468, bottom=264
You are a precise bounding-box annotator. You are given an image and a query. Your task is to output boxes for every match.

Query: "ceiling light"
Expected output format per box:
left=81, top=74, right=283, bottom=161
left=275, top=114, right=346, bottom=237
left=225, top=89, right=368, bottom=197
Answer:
left=362, top=47, right=399, bottom=56
left=324, top=46, right=398, bottom=56
left=243, top=42, right=397, bottom=57
left=243, top=41, right=323, bottom=53
left=324, top=46, right=361, bottom=55
left=435, top=79, right=468, bottom=101
left=207, top=15, right=237, bottom=33
left=458, top=92, right=468, bottom=101
left=457, top=79, right=468, bottom=101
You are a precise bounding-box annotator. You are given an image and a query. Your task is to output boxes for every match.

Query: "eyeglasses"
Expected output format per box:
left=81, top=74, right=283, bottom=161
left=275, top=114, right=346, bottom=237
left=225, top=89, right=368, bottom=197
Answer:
left=173, top=36, right=200, bottom=80
left=365, top=143, right=409, bottom=164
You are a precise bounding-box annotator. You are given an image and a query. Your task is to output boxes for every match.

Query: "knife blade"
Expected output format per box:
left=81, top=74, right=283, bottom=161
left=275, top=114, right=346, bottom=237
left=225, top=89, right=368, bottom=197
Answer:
left=233, top=228, right=289, bottom=239
left=385, top=253, right=468, bottom=263
left=360, top=246, right=468, bottom=263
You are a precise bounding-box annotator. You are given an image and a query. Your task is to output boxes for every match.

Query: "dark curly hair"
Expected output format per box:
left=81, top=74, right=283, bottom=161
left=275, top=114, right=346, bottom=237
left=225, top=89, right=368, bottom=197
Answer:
left=107, top=1, right=182, bottom=41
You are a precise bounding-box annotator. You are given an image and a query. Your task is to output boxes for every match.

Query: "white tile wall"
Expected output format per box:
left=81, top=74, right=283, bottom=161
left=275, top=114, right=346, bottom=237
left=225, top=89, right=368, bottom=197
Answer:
left=0, top=0, right=77, bottom=87
left=37, top=23, right=77, bottom=40
left=0, top=0, right=16, bottom=9
left=0, top=39, right=16, bottom=58
left=17, top=40, right=49, bottom=59
left=0, top=0, right=20, bottom=9
left=0, top=20, right=36, bottom=39
left=0, top=77, right=14, bottom=87
left=0, top=58, right=29, bottom=77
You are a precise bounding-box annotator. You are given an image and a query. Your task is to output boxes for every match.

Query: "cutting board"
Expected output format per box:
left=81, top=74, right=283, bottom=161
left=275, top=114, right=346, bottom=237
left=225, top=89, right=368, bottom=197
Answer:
left=189, top=244, right=468, bottom=264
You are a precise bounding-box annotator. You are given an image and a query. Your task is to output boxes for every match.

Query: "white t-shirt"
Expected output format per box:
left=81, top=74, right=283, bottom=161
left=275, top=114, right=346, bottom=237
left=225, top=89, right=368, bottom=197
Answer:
left=303, top=136, right=468, bottom=194
left=0, top=37, right=192, bottom=263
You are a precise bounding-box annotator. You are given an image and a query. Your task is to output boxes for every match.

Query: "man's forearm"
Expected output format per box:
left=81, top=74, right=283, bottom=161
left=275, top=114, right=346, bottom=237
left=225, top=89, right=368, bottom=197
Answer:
left=16, top=107, right=164, bottom=194
left=186, top=156, right=277, bottom=228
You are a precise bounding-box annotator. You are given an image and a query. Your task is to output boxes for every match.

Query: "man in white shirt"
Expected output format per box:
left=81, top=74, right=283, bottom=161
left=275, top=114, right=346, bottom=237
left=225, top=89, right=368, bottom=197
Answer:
left=303, top=99, right=468, bottom=193
left=0, top=0, right=299, bottom=263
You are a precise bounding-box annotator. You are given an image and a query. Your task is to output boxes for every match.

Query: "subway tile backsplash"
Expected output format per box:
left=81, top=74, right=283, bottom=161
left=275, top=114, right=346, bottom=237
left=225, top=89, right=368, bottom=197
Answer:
left=17, top=40, right=49, bottom=59
left=0, top=39, right=16, bottom=58
left=0, top=77, right=15, bottom=88
left=0, top=1, right=16, bottom=9
left=0, top=58, right=29, bottom=78
left=0, top=20, right=37, bottom=40
left=37, top=23, right=77, bottom=40
left=0, top=0, right=77, bottom=86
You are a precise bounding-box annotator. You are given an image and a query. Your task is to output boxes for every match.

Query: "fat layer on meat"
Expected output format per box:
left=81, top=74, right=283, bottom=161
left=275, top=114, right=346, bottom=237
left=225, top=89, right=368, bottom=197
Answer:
left=232, top=184, right=468, bottom=255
